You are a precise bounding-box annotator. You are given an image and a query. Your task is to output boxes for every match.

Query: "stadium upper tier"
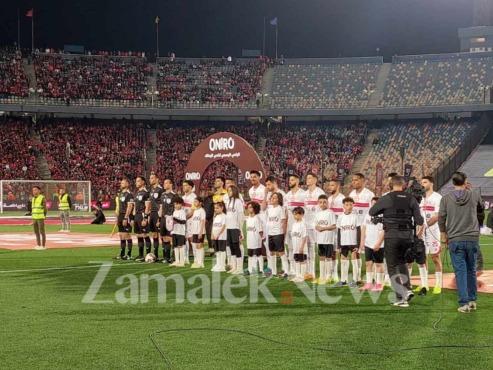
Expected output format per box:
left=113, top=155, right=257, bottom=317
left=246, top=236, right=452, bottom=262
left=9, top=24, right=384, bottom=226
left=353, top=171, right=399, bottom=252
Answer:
left=2, top=50, right=493, bottom=110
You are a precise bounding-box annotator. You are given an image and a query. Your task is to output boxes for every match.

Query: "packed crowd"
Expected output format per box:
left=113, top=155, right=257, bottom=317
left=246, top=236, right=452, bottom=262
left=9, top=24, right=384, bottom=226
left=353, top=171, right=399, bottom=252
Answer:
left=0, top=120, right=39, bottom=180
left=156, top=59, right=266, bottom=107
left=33, top=55, right=152, bottom=100
left=36, top=119, right=147, bottom=200
left=0, top=48, right=29, bottom=98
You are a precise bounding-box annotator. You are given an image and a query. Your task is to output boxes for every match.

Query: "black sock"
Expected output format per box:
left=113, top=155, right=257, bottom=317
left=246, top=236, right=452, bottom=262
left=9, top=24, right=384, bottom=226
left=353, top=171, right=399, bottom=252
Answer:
left=127, top=239, right=133, bottom=257
left=137, top=237, right=144, bottom=257
left=120, top=240, right=126, bottom=257
left=145, top=236, right=152, bottom=254
left=163, top=242, right=171, bottom=260
left=153, top=238, right=159, bottom=249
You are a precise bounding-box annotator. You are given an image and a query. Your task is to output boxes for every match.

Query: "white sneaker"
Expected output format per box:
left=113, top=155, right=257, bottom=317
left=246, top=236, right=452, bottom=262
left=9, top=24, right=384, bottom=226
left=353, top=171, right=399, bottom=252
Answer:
left=33, top=245, right=42, bottom=250
left=292, top=276, right=305, bottom=283
left=58, top=230, right=65, bottom=232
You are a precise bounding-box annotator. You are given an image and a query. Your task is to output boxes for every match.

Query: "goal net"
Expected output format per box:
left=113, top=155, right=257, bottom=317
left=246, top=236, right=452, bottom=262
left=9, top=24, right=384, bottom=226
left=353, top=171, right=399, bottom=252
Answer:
left=0, top=180, right=91, bottom=214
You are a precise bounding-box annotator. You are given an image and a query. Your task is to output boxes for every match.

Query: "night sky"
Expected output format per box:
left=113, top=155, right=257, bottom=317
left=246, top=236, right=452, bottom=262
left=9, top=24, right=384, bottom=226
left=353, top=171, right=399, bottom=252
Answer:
left=0, top=0, right=474, bottom=60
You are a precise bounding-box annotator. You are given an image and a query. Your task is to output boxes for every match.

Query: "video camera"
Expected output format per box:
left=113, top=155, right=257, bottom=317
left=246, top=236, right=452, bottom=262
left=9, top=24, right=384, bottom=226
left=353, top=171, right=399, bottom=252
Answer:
left=406, top=177, right=425, bottom=204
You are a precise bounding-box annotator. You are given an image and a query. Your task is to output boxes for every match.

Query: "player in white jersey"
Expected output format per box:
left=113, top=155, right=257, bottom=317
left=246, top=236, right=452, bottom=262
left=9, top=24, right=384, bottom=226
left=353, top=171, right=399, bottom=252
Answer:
left=248, top=170, right=267, bottom=258
left=182, top=180, right=197, bottom=265
left=225, top=185, right=245, bottom=275
left=312, top=194, right=337, bottom=285
left=327, top=179, right=345, bottom=283
left=262, top=175, right=288, bottom=274
left=290, top=207, right=308, bottom=283
left=413, top=176, right=443, bottom=295
left=169, top=197, right=187, bottom=267
left=335, top=197, right=361, bottom=287
left=285, top=174, right=306, bottom=275
left=245, top=201, right=265, bottom=274
left=190, top=197, right=206, bottom=269
left=303, top=172, right=326, bottom=279
left=359, top=197, right=385, bottom=291
left=349, top=173, right=374, bottom=283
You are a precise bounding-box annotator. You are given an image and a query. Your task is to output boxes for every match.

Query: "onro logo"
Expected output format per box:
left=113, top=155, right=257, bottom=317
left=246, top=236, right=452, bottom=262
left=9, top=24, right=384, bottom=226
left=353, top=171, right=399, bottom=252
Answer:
left=185, top=172, right=201, bottom=180
left=245, top=171, right=263, bottom=180
left=209, top=137, right=235, bottom=151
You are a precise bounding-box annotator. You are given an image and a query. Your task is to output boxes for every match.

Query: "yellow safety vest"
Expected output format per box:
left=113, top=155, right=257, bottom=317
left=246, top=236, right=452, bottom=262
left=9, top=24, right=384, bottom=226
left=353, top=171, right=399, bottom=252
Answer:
left=32, top=195, right=46, bottom=220
left=59, top=194, right=70, bottom=211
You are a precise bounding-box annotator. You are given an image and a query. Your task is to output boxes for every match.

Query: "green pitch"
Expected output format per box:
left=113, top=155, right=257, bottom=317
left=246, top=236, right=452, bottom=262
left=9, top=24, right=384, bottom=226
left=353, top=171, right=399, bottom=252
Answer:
left=0, top=225, right=492, bottom=369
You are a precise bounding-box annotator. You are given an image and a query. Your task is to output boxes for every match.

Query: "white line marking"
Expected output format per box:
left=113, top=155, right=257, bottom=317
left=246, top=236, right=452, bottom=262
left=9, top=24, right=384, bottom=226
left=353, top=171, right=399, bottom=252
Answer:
left=0, top=262, right=159, bottom=274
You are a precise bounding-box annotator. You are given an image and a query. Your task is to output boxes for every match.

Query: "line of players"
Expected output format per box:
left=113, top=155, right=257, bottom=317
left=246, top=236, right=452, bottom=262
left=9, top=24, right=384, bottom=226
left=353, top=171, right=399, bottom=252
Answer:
left=114, top=171, right=443, bottom=294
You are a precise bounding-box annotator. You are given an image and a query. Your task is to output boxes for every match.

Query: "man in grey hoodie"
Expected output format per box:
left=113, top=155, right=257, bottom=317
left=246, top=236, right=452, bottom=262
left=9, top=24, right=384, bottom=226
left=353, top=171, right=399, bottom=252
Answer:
left=438, top=172, right=482, bottom=313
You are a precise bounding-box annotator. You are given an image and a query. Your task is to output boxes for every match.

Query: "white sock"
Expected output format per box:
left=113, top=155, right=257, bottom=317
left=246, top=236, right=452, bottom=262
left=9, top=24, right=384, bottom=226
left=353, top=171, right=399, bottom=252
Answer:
left=376, top=273, right=384, bottom=285
left=281, top=254, right=289, bottom=274
left=174, top=248, right=180, bottom=264
left=270, top=255, right=277, bottom=275
left=236, top=256, right=243, bottom=271
left=366, top=271, right=374, bottom=285
left=289, top=249, right=295, bottom=273
left=332, top=258, right=339, bottom=280
left=324, top=260, right=333, bottom=280
left=248, top=257, right=253, bottom=273
left=435, top=271, right=443, bottom=288
left=319, top=261, right=326, bottom=280
left=220, top=251, right=226, bottom=269
left=230, top=256, right=237, bottom=271
left=309, top=245, right=315, bottom=275
left=179, top=247, right=185, bottom=264
left=295, top=263, right=301, bottom=278
left=191, top=242, right=197, bottom=261
left=184, top=243, right=189, bottom=263
left=239, top=244, right=244, bottom=259
left=356, top=258, right=362, bottom=281
left=341, top=260, right=349, bottom=282
left=300, top=263, right=307, bottom=278
left=252, top=256, right=258, bottom=272
left=226, top=246, right=232, bottom=266
left=258, top=256, right=264, bottom=271
left=351, top=260, right=359, bottom=282
left=419, top=266, right=428, bottom=289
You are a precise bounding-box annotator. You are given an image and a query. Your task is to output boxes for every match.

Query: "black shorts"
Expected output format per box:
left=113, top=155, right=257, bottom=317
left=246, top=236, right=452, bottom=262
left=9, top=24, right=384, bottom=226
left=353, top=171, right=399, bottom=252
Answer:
left=247, top=248, right=262, bottom=257
left=160, top=216, right=172, bottom=237
left=294, top=253, right=307, bottom=262
left=318, top=244, right=334, bottom=258
left=365, top=247, right=384, bottom=263
left=118, top=214, right=132, bottom=233
left=213, top=239, right=227, bottom=252
left=149, top=212, right=160, bottom=233
left=134, top=213, right=149, bottom=234
left=227, top=229, right=241, bottom=245
left=268, top=234, right=285, bottom=253
left=340, top=245, right=358, bottom=258
left=193, top=234, right=204, bottom=243
left=172, top=234, right=186, bottom=247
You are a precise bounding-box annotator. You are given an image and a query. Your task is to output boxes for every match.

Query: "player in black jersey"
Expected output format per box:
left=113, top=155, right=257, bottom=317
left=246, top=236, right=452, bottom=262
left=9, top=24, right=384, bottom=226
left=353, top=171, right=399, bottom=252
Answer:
left=114, top=178, right=134, bottom=260
left=159, top=178, right=179, bottom=263
left=133, top=176, right=151, bottom=261
left=149, top=174, right=165, bottom=260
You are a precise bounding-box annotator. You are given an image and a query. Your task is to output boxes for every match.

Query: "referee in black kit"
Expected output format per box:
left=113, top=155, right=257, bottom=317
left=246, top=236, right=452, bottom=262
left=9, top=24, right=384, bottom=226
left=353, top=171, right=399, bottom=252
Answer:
left=369, top=175, right=424, bottom=307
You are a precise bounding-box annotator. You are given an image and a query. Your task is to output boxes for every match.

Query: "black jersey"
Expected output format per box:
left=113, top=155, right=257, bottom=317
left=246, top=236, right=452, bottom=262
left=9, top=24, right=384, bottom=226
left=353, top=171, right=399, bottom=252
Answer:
left=134, top=188, right=150, bottom=214
left=118, top=191, right=134, bottom=215
left=161, top=191, right=179, bottom=216
left=149, top=185, right=164, bottom=213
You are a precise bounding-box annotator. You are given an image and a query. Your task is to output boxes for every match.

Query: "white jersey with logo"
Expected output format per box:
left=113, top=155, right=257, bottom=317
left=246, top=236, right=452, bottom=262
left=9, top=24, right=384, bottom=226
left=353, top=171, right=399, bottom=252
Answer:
left=246, top=215, right=264, bottom=250
left=286, top=188, right=306, bottom=231
left=420, top=191, right=442, bottom=235
left=328, top=193, right=345, bottom=220
left=189, top=208, right=206, bottom=235
left=304, top=187, right=326, bottom=230
left=362, top=214, right=384, bottom=249
left=182, top=192, right=197, bottom=236
left=267, top=204, right=286, bottom=236
left=291, top=220, right=307, bottom=254
left=349, top=187, right=375, bottom=225
left=212, top=213, right=227, bottom=241
left=172, top=209, right=187, bottom=236
left=337, top=213, right=360, bottom=246
left=249, top=184, right=266, bottom=205
left=315, top=209, right=337, bottom=245
left=226, top=198, right=245, bottom=230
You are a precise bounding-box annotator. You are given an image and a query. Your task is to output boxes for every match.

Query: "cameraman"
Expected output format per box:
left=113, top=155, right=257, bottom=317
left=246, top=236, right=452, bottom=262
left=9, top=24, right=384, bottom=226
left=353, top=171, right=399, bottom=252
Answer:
left=369, top=175, right=424, bottom=307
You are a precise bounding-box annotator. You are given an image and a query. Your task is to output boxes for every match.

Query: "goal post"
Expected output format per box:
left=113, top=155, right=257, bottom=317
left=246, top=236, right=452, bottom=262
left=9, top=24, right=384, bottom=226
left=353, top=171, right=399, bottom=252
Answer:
left=0, top=180, right=91, bottom=214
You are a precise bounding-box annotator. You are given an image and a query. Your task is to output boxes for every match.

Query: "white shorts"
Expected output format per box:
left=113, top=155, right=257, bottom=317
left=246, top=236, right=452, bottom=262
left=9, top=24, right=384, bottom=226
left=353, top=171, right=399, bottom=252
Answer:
left=307, top=229, right=316, bottom=247
left=423, top=229, right=441, bottom=255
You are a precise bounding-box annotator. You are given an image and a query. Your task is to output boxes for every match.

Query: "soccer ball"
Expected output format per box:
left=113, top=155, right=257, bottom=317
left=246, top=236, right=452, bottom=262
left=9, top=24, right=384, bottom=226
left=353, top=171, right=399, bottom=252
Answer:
left=145, top=253, right=156, bottom=263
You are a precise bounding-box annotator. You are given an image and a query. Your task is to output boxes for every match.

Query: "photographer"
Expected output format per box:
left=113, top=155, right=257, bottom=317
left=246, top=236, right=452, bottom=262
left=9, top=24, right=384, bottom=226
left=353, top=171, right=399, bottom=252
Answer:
left=369, top=175, right=424, bottom=307
left=91, top=203, right=106, bottom=224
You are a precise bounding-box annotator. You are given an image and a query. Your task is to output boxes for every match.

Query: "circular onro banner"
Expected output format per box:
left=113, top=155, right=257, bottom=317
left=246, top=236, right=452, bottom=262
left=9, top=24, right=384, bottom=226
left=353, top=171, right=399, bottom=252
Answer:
left=184, top=132, right=266, bottom=189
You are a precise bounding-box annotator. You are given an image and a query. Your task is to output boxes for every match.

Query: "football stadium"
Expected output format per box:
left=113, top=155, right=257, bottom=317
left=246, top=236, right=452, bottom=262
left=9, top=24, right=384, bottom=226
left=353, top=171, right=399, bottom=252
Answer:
left=1, top=1, right=493, bottom=369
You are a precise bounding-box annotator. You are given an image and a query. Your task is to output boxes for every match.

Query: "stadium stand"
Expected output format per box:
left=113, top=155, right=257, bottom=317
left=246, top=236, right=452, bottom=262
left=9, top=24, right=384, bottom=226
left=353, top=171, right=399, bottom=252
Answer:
left=33, top=53, right=152, bottom=101
left=358, top=119, right=477, bottom=193
left=381, top=52, right=493, bottom=107
left=270, top=58, right=382, bottom=109
left=156, top=58, right=267, bottom=108
left=0, top=47, right=29, bottom=98
left=36, top=119, right=147, bottom=200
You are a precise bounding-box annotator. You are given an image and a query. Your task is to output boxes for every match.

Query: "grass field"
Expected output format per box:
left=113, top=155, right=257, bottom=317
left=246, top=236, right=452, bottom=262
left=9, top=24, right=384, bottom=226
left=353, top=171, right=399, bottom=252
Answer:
left=1, top=223, right=492, bottom=369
